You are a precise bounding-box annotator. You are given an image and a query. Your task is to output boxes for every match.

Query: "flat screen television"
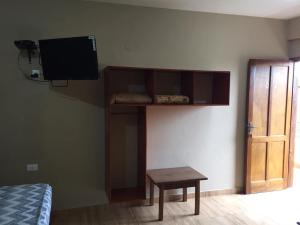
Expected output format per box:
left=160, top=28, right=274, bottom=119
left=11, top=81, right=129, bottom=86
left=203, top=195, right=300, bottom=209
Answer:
left=39, top=36, right=99, bottom=80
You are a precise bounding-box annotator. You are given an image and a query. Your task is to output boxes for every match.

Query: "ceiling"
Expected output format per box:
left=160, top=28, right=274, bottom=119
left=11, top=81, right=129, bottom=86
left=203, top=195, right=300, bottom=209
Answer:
left=85, top=0, right=300, bottom=19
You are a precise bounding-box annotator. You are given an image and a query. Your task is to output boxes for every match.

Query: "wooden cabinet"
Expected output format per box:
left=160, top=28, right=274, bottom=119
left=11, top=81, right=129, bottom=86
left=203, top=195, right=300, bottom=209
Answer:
left=104, top=66, right=230, bottom=202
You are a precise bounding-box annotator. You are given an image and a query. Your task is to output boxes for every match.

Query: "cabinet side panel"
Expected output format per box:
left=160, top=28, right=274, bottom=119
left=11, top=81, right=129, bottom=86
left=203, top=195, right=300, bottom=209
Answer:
left=138, top=107, right=147, bottom=198
left=181, top=72, right=194, bottom=103
left=104, top=69, right=111, bottom=200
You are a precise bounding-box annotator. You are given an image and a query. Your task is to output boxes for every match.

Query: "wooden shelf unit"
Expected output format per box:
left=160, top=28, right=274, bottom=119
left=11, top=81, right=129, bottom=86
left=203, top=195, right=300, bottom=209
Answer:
left=104, top=66, right=230, bottom=202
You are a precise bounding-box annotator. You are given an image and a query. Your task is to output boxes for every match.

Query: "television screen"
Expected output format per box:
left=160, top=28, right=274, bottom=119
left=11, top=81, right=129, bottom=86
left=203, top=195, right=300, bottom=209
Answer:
left=39, top=36, right=99, bottom=80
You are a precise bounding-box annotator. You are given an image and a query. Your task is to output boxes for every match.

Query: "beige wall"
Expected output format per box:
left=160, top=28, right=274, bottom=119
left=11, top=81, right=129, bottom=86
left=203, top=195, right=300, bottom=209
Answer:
left=0, top=0, right=288, bottom=209
left=287, top=16, right=300, bottom=40
left=287, top=16, right=300, bottom=57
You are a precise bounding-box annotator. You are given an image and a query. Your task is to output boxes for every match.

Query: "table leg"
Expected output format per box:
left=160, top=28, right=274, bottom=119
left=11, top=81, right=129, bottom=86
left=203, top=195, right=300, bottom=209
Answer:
left=150, top=180, right=154, bottom=206
left=159, top=187, right=164, bottom=221
left=195, top=180, right=200, bottom=215
left=183, top=187, right=187, bottom=202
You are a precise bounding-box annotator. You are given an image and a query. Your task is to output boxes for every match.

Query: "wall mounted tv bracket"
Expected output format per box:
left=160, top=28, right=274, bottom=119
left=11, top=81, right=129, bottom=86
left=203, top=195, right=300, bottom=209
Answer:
left=14, top=40, right=37, bottom=64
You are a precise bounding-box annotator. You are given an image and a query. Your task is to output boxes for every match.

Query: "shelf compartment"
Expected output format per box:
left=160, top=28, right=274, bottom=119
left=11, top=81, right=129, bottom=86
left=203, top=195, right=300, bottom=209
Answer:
left=105, top=67, right=153, bottom=103
left=192, top=71, right=230, bottom=105
left=211, top=72, right=230, bottom=105
left=152, top=70, right=183, bottom=95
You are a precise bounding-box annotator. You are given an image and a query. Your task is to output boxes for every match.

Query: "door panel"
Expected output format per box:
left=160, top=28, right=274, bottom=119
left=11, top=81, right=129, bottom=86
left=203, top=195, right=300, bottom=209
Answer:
left=268, top=142, right=285, bottom=179
left=250, top=143, right=267, bottom=182
left=252, top=66, right=270, bottom=137
left=246, top=60, right=294, bottom=194
left=269, top=67, right=288, bottom=135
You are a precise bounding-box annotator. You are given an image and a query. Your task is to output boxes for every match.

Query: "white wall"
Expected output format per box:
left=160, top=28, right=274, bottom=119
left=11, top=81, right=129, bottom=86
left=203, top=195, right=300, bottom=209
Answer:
left=0, top=0, right=287, bottom=209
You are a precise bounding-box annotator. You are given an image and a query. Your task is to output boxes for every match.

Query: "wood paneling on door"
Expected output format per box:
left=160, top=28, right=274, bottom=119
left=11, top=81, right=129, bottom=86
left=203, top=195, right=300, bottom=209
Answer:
left=245, top=60, right=294, bottom=194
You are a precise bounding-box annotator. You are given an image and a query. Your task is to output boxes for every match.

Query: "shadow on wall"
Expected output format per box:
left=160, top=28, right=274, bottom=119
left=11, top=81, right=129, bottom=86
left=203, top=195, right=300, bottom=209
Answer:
left=234, top=56, right=249, bottom=192
left=50, top=78, right=105, bottom=108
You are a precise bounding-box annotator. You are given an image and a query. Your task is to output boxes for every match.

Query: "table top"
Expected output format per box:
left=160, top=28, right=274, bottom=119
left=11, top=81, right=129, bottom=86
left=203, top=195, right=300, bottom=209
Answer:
left=147, top=167, right=208, bottom=184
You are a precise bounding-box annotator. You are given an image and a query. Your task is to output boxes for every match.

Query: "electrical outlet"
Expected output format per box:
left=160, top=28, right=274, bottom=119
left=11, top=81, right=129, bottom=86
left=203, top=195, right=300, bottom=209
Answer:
left=26, top=164, right=39, bottom=172
left=31, top=69, right=40, bottom=79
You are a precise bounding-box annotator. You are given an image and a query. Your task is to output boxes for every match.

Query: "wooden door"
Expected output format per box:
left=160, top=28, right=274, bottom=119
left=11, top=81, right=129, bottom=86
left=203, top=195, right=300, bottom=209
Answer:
left=245, top=59, right=294, bottom=194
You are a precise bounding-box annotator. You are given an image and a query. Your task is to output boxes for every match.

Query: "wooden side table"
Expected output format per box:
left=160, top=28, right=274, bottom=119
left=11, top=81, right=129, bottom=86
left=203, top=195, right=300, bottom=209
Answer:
left=147, top=167, right=208, bottom=221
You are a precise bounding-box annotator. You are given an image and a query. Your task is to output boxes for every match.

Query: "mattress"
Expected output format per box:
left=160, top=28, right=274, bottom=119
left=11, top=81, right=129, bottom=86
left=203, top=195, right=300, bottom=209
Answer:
left=0, top=183, right=52, bottom=225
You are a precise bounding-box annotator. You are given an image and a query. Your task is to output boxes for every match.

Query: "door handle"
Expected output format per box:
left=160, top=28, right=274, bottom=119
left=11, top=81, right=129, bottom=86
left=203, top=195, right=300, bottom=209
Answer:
left=247, top=122, right=256, bottom=136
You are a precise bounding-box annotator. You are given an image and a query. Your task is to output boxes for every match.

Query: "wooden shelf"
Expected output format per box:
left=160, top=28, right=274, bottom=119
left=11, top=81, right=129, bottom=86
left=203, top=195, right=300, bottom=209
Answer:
left=110, top=103, right=147, bottom=107
left=105, top=65, right=229, bottom=74
left=110, top=103, right=229, bottom=107
left=105, top=66, right=230, bottom=106
left=104, top=66, right=230, bottom=202
left=148, top=104, right=228, bottom=107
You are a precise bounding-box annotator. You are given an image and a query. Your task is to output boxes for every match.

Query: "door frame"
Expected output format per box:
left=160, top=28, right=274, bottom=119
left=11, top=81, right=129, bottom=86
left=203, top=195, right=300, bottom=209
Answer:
left=288, top=57, right=300, bottom=187
left=244, top=59, right=297, bottom=193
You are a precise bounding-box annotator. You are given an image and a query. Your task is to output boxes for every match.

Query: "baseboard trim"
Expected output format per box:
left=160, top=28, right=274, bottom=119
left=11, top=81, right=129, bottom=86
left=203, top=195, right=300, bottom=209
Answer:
left=161, top=188, right=242, bottom=202
left=108, top=188, right=243, bottom=206
left=52, top=188, right=243, bottom=211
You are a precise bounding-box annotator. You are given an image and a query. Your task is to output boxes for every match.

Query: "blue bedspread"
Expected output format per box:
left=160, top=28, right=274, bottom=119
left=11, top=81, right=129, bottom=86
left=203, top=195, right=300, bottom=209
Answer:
left=0, top=183, right=52, bottom=225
